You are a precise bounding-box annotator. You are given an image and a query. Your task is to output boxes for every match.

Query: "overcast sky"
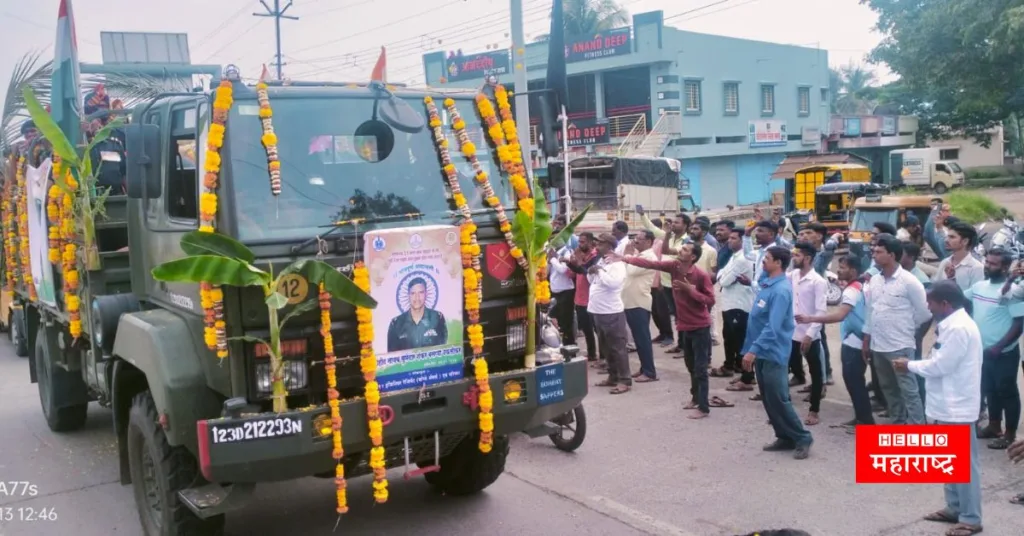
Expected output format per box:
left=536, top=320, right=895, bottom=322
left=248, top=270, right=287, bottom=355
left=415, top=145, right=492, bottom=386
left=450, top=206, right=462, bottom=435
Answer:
left=1, top=0, right=886, bottom=104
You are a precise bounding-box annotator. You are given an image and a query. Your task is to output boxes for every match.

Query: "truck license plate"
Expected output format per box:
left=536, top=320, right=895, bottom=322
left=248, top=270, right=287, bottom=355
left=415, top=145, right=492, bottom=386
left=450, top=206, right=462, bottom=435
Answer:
left=209, top=417, right=303, bottom=444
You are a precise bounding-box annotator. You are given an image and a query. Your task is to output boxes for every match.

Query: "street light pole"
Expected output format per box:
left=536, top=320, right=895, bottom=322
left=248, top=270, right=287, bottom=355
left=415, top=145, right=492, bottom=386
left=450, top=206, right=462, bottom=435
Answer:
left=509, top=0, right=533, bottom=178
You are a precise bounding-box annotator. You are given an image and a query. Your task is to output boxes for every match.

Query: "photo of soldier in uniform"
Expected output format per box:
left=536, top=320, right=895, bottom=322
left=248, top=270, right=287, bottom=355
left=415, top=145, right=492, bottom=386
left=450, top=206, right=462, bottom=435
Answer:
left=386, top=274, right=448, bottom=352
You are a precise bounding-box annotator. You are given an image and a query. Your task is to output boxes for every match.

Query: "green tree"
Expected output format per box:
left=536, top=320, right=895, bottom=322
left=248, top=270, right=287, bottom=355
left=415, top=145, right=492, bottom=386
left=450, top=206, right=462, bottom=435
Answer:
left=833, top=61, right=879, bottom=115
left=534, top=0, right=629, bottom=41
left=863, top=0, right=1024, bottom=147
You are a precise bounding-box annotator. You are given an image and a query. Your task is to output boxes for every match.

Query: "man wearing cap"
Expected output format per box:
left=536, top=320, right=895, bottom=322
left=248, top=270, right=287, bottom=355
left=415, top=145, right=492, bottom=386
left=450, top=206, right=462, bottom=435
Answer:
left=588, top=233, right=632, bottom=395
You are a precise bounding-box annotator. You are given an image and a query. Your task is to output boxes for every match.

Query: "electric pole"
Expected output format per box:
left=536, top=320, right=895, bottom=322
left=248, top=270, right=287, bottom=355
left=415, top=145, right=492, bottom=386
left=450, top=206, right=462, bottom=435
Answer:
left=254, top=0, right=298, bottom=80
left=509, top=0, right=532, bottom=176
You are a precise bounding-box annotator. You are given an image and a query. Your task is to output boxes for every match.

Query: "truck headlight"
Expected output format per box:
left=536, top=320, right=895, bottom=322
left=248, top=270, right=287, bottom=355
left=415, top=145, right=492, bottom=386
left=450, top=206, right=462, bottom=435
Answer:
left=255, top=359, right=309, bottom=395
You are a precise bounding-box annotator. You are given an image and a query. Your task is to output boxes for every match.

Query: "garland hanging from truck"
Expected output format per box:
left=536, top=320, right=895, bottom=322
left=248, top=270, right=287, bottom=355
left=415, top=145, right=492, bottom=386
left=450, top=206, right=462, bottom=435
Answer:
left=3, top=160, right=17, bottom=291
left=424, top=96, right=492, bottom=452
left=255, top=71, right=282, bottom=196
left=15, top=156, right=36, bottom=302
left=353, top=261, right=389, bottom=503
left=319, top=282, right=349, bottom=514
left=198, top=79, right=234, bottom=359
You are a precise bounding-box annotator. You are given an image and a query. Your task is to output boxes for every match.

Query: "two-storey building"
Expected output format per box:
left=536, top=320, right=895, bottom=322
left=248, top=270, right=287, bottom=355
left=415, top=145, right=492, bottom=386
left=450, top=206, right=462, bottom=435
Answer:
left=421, top=10, right=832, bottom=210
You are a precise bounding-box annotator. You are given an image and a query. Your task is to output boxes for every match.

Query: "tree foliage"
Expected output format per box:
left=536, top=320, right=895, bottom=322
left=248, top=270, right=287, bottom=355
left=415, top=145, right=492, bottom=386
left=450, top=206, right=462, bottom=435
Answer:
left=534, top=0, right=630, bottom=41
left=864, top=0, right=1024, bottom=146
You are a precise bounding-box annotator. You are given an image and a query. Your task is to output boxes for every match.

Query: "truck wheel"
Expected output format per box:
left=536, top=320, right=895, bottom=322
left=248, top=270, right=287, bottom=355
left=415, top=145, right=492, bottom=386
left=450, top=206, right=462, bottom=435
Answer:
left=11, top=308, right=28, bottom=357
left=424, top=433, right=509, bottom=496
left=127, top=391, right=225, bottom=536
left=35, top=324, right=88, bottom=431
left=933, top=183, right=948, bottom=194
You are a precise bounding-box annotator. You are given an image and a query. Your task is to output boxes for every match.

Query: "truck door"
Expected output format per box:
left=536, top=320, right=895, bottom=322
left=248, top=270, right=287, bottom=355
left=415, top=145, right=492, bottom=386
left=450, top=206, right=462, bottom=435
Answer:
left=933, top=162, right=954, bottom=193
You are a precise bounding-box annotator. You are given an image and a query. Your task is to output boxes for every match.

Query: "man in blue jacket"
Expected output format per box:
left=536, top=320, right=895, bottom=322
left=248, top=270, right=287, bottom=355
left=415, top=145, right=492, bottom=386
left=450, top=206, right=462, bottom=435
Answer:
left=742, top=245, right=814, bottom=459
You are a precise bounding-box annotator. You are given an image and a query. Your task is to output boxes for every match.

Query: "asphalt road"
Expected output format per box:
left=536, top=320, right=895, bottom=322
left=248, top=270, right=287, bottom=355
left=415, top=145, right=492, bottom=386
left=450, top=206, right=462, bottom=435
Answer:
left=3, top=187, right=1024, bottom=536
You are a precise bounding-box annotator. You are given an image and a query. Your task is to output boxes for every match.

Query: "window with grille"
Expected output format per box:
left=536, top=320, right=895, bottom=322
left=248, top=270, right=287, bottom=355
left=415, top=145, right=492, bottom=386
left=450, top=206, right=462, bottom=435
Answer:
left=761, top=84, right=775, bottom=115
left=724, top=83, right=739, bottom=114
left=685, top=80, right=702, bottom=112
left=798, top=87, right=810, bottom=115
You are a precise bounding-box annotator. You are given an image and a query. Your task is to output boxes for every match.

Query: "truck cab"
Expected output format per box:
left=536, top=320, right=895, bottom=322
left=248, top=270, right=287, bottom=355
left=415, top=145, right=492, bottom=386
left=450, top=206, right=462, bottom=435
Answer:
left=890, top=148, right=966, bottom=194
left=9, top=75, right=588, bottom=534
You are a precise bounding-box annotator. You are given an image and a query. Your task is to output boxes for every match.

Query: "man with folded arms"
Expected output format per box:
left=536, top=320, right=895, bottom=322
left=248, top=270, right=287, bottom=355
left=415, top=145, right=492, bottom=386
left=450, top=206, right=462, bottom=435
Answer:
left=894, top=281, right=983, bottom=536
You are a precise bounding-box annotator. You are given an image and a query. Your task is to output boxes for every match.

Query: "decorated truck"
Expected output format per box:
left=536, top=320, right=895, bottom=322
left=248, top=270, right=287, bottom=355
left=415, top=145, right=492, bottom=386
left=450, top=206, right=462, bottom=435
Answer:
left=4, top=42, right=588, bottom=534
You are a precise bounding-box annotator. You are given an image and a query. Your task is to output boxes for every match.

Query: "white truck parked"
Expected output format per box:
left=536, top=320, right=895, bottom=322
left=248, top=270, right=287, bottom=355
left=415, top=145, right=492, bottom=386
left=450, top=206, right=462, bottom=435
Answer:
left=889, top=147, right=965, bottom=194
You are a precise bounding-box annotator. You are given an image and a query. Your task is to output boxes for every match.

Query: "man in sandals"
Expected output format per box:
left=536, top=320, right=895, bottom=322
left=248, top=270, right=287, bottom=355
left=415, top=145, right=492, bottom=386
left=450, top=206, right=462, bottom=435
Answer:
left=741, top=246, right=813, bottom=459
left=894, top=281, right=984, bottom=536
left=964, top=248, right=1023, bottom=450
left=616, top=242, right=719, bottom=418
left=622, top=231, right=659, bottom=383
left=587, top=234, right=631, bottom=395
left=1008, top=439, right=1024, bottom=507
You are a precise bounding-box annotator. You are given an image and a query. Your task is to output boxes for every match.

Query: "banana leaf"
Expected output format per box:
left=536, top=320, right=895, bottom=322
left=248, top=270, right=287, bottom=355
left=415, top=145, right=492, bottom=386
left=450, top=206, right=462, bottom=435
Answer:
left=179, top=231, right=256, bottom=263
left=531, top=176, right=554, bottom=254
left=152, top=255, right=271, bottom=287
left=280, top=259, right=377, bottom=309
left=512, top=208, right=536, bottom=260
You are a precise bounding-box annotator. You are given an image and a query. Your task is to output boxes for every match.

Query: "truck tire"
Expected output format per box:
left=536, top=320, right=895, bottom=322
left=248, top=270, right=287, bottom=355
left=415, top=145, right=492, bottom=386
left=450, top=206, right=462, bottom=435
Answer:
left=424, top=433, right=509, bottom=496
left=11, top=308, right=28, bottom=357
left=127, top=391, right=225, bottom=536
left=933, top=183, right=948, bottom=194
left=35, top=324, right=88, bottom=431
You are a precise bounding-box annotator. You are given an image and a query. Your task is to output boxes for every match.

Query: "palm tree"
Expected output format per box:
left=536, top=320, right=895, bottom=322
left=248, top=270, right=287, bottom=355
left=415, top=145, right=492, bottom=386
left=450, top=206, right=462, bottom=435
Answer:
left=2, top=50, right=52, bottom=154
left=533, top=0, right=630, bottom=42
left=834, top=62, right=879, bottom=115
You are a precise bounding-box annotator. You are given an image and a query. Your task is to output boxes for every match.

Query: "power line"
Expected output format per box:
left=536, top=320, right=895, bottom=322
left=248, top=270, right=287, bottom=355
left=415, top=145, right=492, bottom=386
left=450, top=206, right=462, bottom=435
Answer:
left=684, top=0, right=763, bottom=21
left=664, top=0, right=738, bottom=22
left=191, top=0, right=255, bottom=49
left=253, top=0, right=300, bottom=81
left=201, top=19, right=264, bottom=62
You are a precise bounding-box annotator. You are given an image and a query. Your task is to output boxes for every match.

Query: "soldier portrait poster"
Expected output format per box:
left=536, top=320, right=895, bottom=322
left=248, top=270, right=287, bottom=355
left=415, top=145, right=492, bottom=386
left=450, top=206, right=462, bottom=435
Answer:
left=363, top=225, right=465, bottom=393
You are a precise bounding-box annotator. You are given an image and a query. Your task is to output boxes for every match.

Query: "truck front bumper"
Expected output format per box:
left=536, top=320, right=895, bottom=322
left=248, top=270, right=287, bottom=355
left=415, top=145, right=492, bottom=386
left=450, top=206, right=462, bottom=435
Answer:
left=195, top=358, right=588, bottom=483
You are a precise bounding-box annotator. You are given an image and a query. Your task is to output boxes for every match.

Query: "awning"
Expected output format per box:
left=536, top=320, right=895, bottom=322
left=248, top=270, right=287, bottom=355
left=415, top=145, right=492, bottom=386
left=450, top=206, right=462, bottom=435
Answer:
left=770, top=153, right=871, bottom=179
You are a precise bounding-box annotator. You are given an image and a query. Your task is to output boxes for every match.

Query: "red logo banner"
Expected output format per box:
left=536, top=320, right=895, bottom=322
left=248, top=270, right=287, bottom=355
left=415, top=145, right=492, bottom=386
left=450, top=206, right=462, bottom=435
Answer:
left=855, top=424, right=973, bottom=484
left=486, top=243, right=516, bottom=281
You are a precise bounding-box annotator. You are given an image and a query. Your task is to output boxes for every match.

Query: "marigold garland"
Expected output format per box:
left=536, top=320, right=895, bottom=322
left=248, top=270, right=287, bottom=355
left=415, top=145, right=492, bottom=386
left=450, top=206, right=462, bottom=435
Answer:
left=198, top=79, right=234, bottom=360
left=46, top=161, right=61, bottom=266
left=425, top=96, right=492, bottom=453
left=49, top=157, right=83, bottom=338
left=446, top=98, right=527, bottom=269
left=318, top=283, right=349, bottom=514
left=255, top=75, right=282, bottom=196
left=3, top=159, right=18, bottom=291
left=15, top=156, right=36, bottom=302
left=353, top=262, right=388, bottom=503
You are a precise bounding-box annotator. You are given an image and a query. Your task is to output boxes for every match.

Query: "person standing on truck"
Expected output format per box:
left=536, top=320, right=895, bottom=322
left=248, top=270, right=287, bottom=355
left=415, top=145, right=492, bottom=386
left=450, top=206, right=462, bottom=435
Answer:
left=741, top=246, right=814, bottom=459
left=588, top=233, right=631, bottom=395
left=863, top=234, right=930, bottom=425
left=615, top=242, right=720, bottom=418
left=566, top=232, right=599, bottom=362
left=622, top=230, right=659, bottom=383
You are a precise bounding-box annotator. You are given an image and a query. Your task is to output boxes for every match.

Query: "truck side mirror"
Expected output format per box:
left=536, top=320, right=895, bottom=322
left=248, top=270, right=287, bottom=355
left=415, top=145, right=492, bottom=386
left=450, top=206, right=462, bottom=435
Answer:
left=125, top=123, right=161, bottom=199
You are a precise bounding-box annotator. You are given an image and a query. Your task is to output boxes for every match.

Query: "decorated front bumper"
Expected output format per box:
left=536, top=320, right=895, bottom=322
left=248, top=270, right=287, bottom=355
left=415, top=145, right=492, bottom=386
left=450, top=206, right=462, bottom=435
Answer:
left=195, top=357, right=588, bottom=483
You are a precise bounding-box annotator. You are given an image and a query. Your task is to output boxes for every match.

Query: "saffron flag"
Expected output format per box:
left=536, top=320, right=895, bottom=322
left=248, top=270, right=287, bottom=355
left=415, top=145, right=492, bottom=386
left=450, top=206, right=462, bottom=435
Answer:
left=371, top=47, right=387, bottom=83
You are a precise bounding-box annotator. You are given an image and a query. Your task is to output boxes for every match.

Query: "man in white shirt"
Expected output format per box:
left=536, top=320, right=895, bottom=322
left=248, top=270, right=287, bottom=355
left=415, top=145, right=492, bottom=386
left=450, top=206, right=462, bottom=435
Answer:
left=548, top=245, right=577, bottom=346
left=788, top=242, right=828, bottom=426
left=612, top=220, right=630, bottom=256
left=588, top=233, right=631, bottom=394
left=933, top=222, right=985, bottom=291
left=623, top=230, right=659, bottom=382
left=894, top=280, right=983, bottom=536
left=717, top=228, right=755, bottom=383
left=863, top=234, right=931, bottom=425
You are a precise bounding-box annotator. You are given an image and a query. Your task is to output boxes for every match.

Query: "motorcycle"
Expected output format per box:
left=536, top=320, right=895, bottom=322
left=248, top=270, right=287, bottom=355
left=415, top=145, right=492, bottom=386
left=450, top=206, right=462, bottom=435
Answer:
left=533, top=303, right=587, bottom=452
left=974, top=217, right=1024, bottom=260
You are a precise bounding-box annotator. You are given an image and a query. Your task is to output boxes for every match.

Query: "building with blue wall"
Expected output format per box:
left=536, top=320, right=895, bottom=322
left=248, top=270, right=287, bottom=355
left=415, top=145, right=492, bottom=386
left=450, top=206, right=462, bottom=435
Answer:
left=421, top=10, right=831, bottom=210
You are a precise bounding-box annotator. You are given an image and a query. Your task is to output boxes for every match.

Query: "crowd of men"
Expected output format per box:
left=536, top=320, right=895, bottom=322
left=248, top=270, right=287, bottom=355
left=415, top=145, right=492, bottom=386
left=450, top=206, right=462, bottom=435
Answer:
left=548, top=202, right=1024, bottom=536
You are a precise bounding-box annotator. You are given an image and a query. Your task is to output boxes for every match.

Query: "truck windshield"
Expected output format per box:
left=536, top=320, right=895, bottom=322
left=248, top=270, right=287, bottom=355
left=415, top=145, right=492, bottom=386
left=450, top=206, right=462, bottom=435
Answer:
left=851, top=209, right=897, bottom=232
left=225, top=96, right=509, bottom=242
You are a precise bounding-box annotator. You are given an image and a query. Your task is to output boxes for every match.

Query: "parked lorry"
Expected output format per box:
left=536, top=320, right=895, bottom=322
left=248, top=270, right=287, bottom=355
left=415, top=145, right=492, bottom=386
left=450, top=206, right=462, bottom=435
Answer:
left=4, top=65, right=588, bottom=535
left=558, top=155, right=680, bottom=234
left=889, top=148, right=965, bottom=194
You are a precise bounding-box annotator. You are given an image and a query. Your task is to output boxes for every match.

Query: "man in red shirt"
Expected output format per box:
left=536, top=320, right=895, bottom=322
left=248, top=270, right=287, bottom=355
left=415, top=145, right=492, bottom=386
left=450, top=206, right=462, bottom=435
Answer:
left=616, top=243, right=721, bottom=418
left=566, top=232, right=599, bottom=362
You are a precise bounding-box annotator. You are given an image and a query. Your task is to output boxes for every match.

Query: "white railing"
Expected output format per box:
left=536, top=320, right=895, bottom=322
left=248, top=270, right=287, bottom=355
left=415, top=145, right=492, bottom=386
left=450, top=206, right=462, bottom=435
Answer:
left=623, top=111, right=681, bottom=158
left=616, top=115, right=651, bottom=156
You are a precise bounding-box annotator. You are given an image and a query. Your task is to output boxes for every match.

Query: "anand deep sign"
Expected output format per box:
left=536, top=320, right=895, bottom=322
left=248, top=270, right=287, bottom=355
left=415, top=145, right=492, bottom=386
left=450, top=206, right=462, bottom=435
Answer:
left=444, top=50, right=510, bottom=82
left=565, top=27, right=632, bottom=63
left=555, top=118, right=610, bottom=147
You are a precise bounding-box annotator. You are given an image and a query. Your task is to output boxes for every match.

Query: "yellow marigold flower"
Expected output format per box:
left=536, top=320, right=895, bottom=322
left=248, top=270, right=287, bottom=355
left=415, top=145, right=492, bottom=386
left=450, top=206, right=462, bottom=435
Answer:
left=453, top=193, right=467, bottom=207
left=261, top=132, right=278, bottom=147
left=510, top=247, right=524, bottom=259
left=444, top=98, right=455, bottom=107
left=517, top=198, right=535, bottom=217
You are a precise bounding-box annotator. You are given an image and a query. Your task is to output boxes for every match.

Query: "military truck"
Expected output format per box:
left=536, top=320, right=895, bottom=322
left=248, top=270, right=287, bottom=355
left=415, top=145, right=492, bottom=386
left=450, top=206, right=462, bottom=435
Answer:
left=7, top=67, right=588, bottom=534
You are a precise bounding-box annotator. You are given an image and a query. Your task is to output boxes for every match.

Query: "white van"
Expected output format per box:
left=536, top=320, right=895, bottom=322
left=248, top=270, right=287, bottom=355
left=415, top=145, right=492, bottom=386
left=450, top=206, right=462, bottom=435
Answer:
left=890, top=148, right=965, bottom=194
